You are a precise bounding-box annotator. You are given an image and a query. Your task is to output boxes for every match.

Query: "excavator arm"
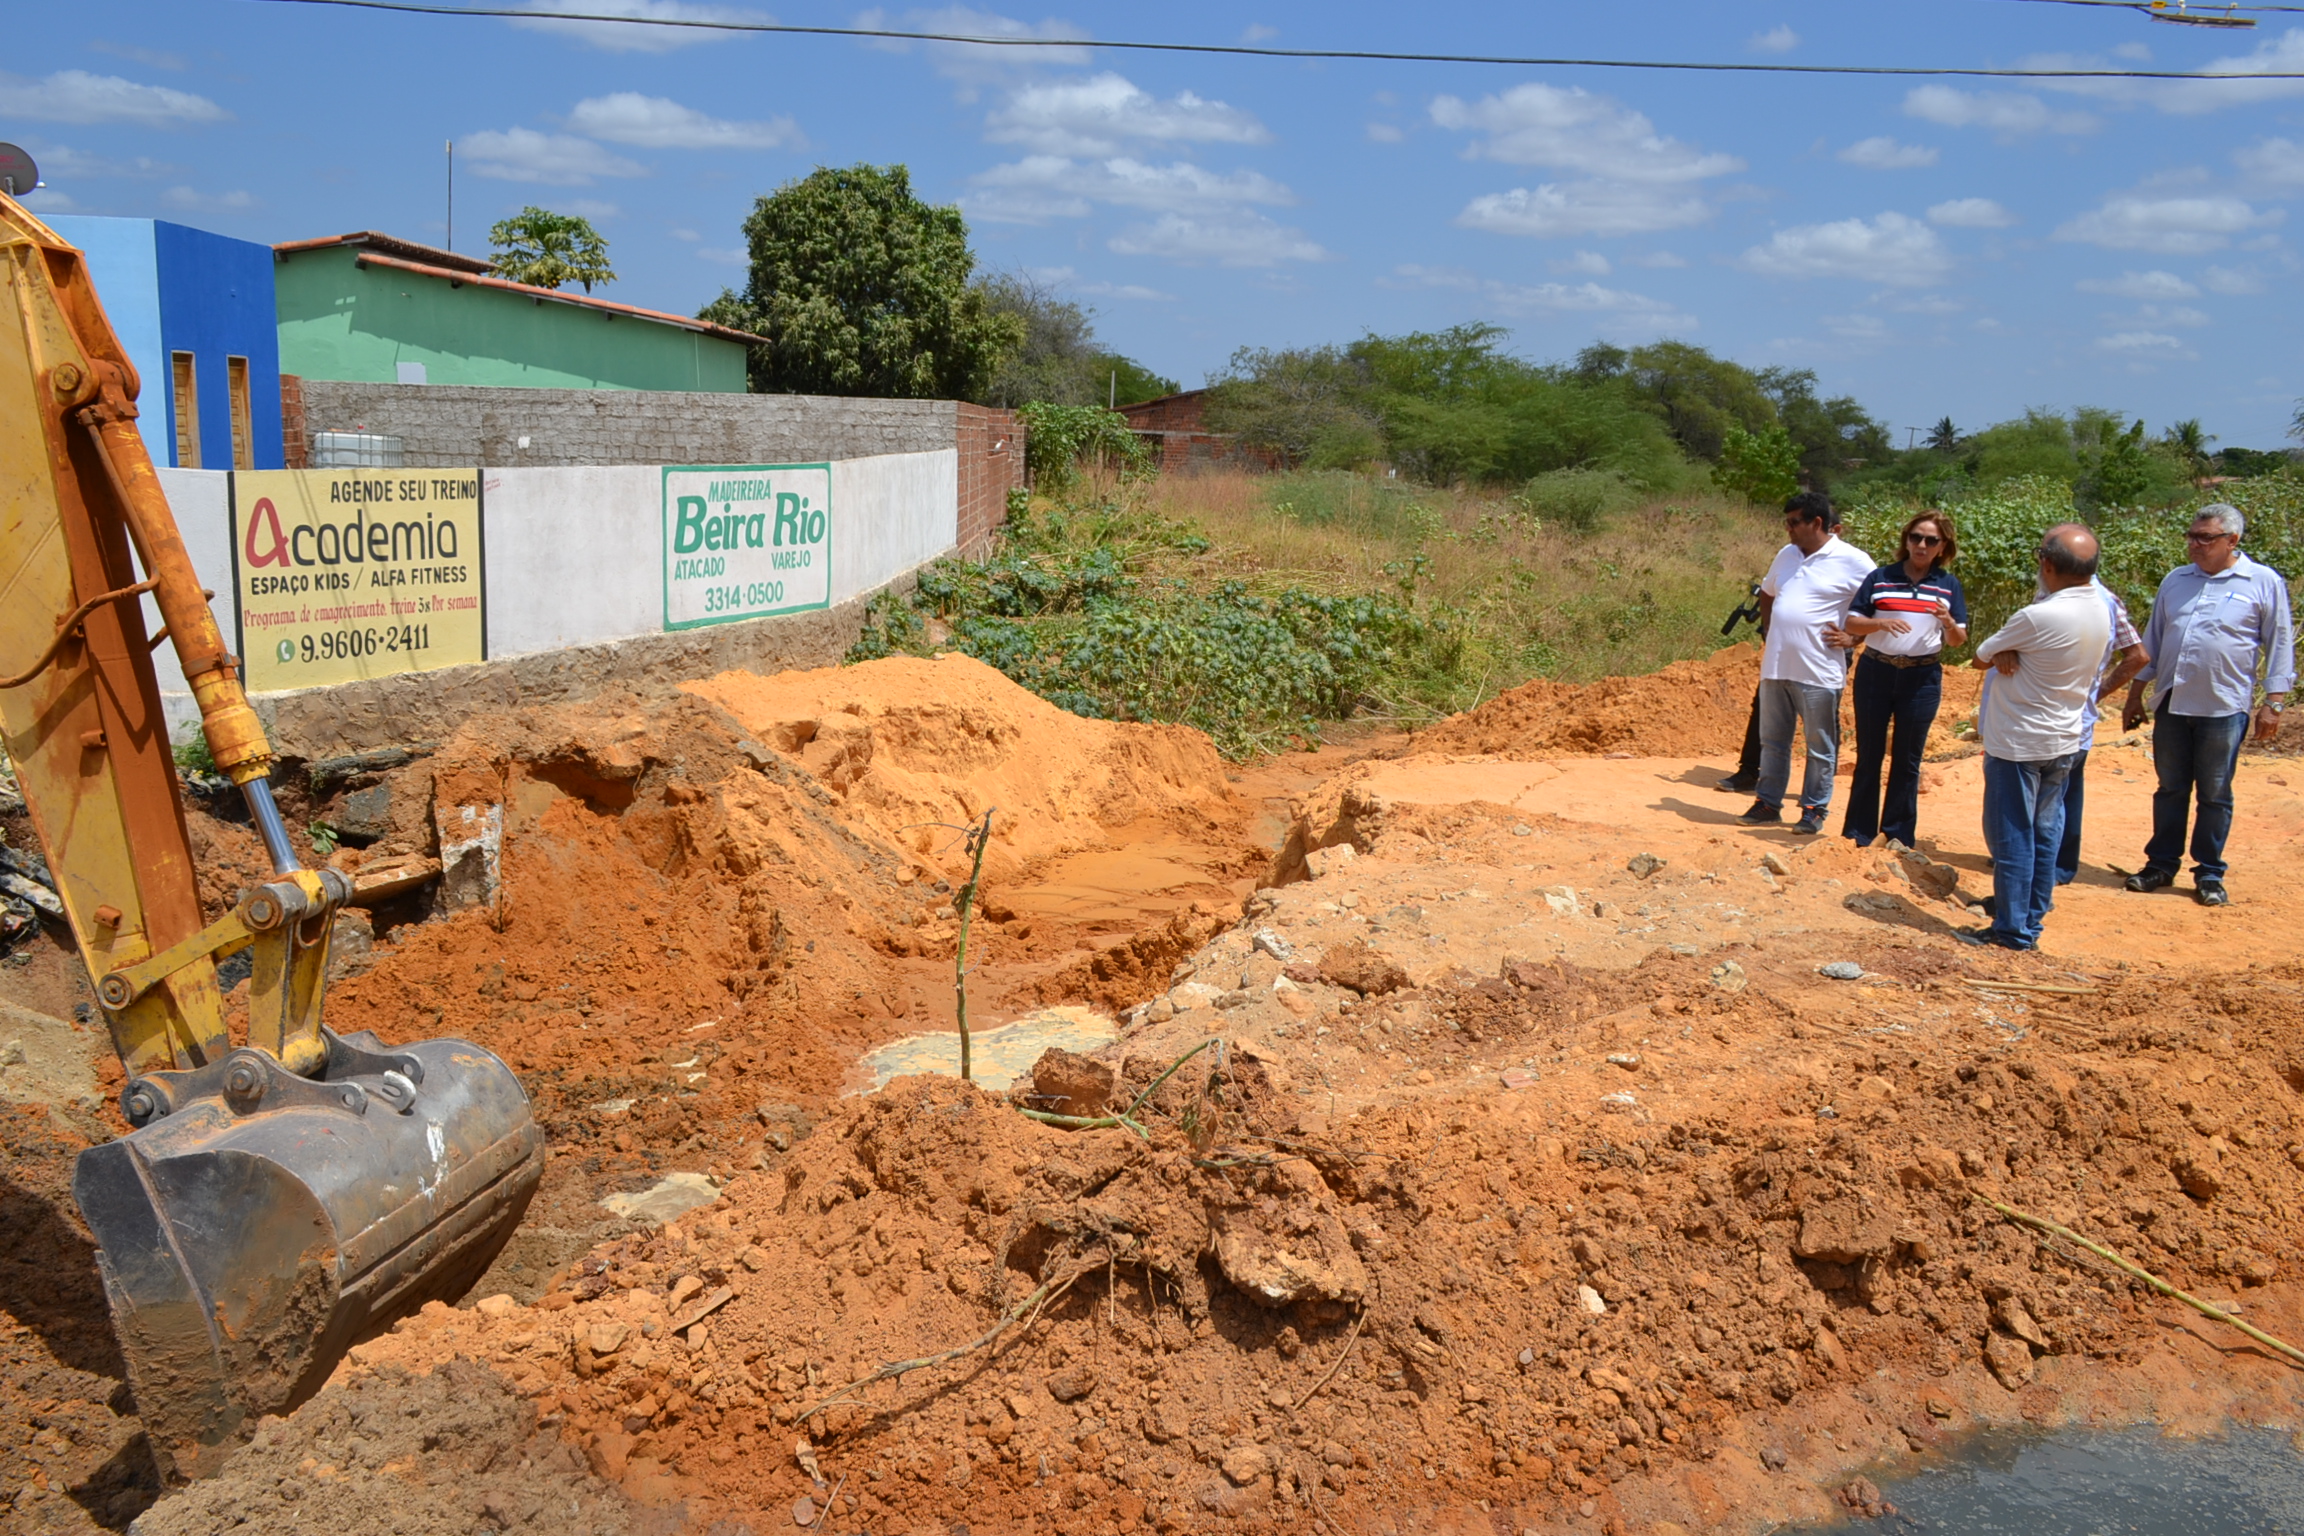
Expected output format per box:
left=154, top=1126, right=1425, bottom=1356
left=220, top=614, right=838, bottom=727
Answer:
left=0, top=194, right=543, bottom=1482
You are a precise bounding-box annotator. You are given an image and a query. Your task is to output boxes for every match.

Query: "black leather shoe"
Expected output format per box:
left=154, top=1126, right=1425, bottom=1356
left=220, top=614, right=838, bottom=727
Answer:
left=1717, top=775, right=1757, bottom=794
left=2124, top=868, right=2177, bottom=893
left=2195, top=879, right=2229, bottom=907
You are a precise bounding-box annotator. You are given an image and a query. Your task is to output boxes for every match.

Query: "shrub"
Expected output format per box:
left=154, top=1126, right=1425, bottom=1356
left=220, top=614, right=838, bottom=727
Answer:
left=1016, top=401, right=1156, bottom=492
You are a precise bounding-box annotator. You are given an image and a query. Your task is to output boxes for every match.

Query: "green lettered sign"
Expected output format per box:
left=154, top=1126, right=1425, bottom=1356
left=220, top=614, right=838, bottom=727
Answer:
left=661, top=463, right=832, bottom=630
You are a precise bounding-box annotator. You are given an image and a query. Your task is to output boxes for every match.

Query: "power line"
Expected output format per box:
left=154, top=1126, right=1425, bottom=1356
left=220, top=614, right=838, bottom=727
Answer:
left=248, top=0, right=2304, bottom=78
left=2003, top=0, right=2304, bottom=15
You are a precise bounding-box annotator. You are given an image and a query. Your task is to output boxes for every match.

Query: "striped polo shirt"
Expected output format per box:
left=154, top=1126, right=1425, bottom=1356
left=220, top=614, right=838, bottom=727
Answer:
left=1851, top=563, right=1968, bottom=660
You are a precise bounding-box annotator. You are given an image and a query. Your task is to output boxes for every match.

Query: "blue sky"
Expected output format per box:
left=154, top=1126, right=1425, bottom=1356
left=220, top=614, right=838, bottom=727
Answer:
left=8, top=1, right=2304, bottom=446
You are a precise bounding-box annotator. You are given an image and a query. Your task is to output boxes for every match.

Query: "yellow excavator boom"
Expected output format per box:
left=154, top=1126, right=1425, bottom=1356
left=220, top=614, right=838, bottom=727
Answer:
left=0, top=193, right=544, bottom=1482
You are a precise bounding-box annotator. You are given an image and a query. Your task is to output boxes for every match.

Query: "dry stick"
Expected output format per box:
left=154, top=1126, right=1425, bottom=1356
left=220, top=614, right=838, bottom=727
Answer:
left=1977, top=1195, right=2304, bottom=1369
left=804, top=1472, right=847, bottom=1533
left=1019, top=1037, right=1222, bottom=1140
left=951, top=808, right=996, bottom=1083
left=1293, top=1307, right=1367, bottom=1411
left=1962, top=978, right=2099, bottom=996
left=794, top=1269, right=1080, bottom=1425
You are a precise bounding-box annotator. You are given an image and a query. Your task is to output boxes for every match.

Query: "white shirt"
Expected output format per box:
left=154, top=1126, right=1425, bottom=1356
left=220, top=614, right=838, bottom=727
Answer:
left=1759, top=535, right=1875, bottom=688
left=1973, top=583, right=2116, bottom=763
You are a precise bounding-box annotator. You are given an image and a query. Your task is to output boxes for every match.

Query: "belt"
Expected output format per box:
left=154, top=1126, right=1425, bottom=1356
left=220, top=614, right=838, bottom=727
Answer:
left=1864, top=650, right=1942, bottom=669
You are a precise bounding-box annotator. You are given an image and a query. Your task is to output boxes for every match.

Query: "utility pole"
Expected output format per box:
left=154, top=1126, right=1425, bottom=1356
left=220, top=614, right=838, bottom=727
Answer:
left=1906, top=426, right=1918, bottom=451
left=445, top=140, right=454, bottom=252
left=1109, top=369, right=1116, bottom=410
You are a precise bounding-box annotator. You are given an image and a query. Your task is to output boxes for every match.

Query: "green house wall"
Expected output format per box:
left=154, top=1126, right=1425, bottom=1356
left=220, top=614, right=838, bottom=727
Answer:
left=274, top=247, right=747, bottom=392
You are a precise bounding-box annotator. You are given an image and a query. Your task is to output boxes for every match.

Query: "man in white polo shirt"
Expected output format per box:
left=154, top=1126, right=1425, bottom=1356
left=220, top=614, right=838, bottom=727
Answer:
left=1962, top=523, right=2114, bottom=951
left=1739, top=491, right=1875, bottom=835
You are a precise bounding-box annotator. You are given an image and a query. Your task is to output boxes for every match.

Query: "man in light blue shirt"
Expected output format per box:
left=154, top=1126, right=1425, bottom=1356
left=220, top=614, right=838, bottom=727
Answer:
left=2119, top=504, right=2295, bottom=907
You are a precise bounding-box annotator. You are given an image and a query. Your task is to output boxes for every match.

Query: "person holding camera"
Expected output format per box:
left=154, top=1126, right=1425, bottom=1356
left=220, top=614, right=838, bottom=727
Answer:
left=1824, top=511, right=1968, bottom=849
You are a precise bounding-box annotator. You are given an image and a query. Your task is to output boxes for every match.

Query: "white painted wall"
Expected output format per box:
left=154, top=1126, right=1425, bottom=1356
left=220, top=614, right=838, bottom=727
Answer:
left=831, top=451, right=957, bottom=607
left=143, top=451, right=964, bottom=737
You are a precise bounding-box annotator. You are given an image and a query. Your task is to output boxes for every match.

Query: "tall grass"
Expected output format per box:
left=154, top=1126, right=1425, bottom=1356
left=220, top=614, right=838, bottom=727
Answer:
left=1138, top=468, right=1788, bottom=694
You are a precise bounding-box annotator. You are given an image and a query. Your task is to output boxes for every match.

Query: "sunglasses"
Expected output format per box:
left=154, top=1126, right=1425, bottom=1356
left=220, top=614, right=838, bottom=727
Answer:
left=1906, top=533, right=1943, bottom=546
left=2186, top=530, right=2235, bottom=544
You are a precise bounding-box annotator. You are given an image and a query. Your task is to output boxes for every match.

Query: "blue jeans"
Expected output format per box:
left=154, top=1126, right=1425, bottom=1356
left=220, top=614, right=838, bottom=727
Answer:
left=1756, top=679, right=1843, bottom=814
left=1982, top=751, right=2079, bottom=949
left=2144, top=704, right=2251, bottom=881
left=1842, top=653, right=1941, bottom=847
left=2054, top=750, right=2089, bottom=885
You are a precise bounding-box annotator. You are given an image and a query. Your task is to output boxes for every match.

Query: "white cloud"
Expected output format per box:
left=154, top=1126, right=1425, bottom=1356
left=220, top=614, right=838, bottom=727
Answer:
left=88, top=41, right=186, bottom=71
left=2235, top=136, right=2304, bottom=186
left=566, top=93, right=799, bottom=149
left=1432, top=84, right=1743, bottom=182
left=1434, top=84, right=1740, bottom=241
left=1737, top=212, right=1952, bottom=286
left=1840, top=136, right=1938, bottom=170
left=21, top=189, right=80, bottom=213
left=1457, top=181, right=1713, bottom=238
left=19, top=142, right=177, bottom=179
left=2113, top=41, right=2152, bottom=63
left=856, top=7, right=1092, bottom=97
left=1749, top=25, right=1799, bottom=54
left=2055, top=191, right=2281, bottom=254
left=1390, top=263, right=1696, bottom=335
left=462, top=128, right=646, bottom=186
left=2097, top=330, right=2190, bottom=356
left=1029, top=264, right=1175, bottom=300
left=1108, top=211, right=1328, bottom=267
left=2111, top=29, right=2304, bottom=114
left=2076, top=269, right=2200, bottom=299
left=508, top=0, right=762, bottom=53
left=1551, top=250, right=1611, bottom=275
left=561, top=198, right=623, bottom=221
left=1621, top=251, right=1688, bottom=268
left=1927, top=197, right=2015, bottom=228
left=1365, top=122, right=1404, bottom=144
left=2126, top=304, right=2211, bottom=327
left=1824, top=313, right=1890, bottom=342
left=161, top=186, right=256, bottom=212
left=2203, top=264, right=2266, bottom=295
left=968, top=155, right=1293, bottom=222
left=698, top=247, right=748, bottom=265
left=1903, top=85, right=2096, bottom=137
left=0, top=69, right=228, bottom=126
left=986, top=72, right=1268, bottom=157
left=669, top=227, right=701, bottom=241
left=1241, top=23, right=1278, bottom=43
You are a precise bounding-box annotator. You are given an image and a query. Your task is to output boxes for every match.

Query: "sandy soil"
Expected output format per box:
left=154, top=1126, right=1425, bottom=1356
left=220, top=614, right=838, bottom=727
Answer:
left=3, top=650, right=2302, bottom=1536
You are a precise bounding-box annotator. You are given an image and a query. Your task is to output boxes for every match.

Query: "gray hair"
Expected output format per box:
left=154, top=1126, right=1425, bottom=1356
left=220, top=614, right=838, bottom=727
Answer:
left=2194, top=503, right=2246, bottom=541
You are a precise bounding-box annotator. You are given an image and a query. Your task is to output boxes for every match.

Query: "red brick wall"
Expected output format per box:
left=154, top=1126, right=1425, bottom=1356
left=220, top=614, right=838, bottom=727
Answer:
left=280, top=373, right=308, bottom=469
left=956, top=403, right=1022, bottom=553
left=1116, top=390, right=1208, bottom=434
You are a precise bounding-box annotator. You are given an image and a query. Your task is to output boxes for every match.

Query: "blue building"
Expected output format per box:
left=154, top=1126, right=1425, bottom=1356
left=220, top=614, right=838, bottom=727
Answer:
left=46, top=216, right=285, bottom=471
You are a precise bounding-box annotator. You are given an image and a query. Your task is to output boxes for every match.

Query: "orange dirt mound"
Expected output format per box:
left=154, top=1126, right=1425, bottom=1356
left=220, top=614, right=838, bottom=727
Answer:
left=1411, top=644, right=1987, bottom=761
left=683, top=654, right=1236, bottom=883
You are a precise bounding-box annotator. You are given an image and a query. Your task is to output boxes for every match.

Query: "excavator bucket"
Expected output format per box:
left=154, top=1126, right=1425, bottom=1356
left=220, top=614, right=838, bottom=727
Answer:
left=72, top=1029, right=545, bottom=1482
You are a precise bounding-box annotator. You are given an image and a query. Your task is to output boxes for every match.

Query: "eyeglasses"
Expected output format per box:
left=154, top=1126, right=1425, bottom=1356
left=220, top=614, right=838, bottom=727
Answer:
left=1906, top=533, right=1943, bottom=547
left=2186, top=530, right=2235, bottom=544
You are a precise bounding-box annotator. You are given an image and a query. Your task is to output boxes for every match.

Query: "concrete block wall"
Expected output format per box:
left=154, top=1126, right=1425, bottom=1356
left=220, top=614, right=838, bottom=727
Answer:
left=297, top=381, right=956, bottom=468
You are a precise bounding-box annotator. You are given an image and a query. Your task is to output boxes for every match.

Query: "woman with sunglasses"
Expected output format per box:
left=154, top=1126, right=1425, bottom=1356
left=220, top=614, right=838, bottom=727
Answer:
left=1826, top=511, right=1970, bottom=848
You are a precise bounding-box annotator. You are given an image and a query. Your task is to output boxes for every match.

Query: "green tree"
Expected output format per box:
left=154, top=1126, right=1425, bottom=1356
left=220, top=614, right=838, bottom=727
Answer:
left=1203, top=344, right=1381, bottom=469
left=701, top=163, right=1021, bottom=399
left=1756, top=365, right=1891, bottom=490
left=2076, top=416, right=2157, bottom=510
left=1713, top=423, right=1802, bottom=505
left=1622, top=341, right=1780, bottom=461
left=2160, top=418, right=2216, bottom=483
left=973, top=270, right=1177, bottom=407
left=487, top=207, right=616, bottom=292
left=1092, top=353, right=1180, bottom=408
left=1926, top=416, right=1961, bottom=453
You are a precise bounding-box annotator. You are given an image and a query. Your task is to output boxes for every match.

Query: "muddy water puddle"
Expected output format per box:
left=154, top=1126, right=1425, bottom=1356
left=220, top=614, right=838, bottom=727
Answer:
left=1805, top=1424, right=2304, bottom=1534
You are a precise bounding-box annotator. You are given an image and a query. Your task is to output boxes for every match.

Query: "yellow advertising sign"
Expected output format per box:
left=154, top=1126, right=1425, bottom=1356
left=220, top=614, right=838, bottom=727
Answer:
left=230, top=469, right=485, bottom=693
